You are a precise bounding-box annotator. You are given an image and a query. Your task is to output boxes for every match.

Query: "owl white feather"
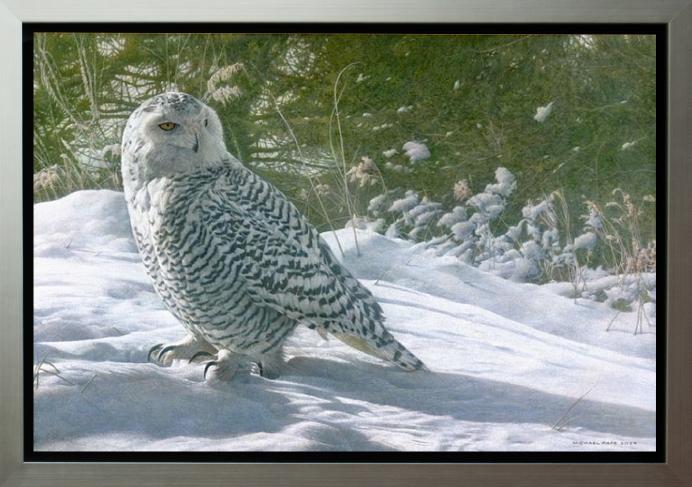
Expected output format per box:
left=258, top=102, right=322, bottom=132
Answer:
left=121, top=92, right=425, bottom=380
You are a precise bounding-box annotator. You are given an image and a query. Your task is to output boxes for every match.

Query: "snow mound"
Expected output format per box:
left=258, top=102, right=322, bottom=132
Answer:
left=34, top=190, right=137, bottom=258
left=33, top=190, right=656, bottom=452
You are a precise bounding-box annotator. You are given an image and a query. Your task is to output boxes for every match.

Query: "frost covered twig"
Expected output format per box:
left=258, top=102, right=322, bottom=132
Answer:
left=552, top=381, right=598, bottom=432
left=33, top=357, right=76, bottom=390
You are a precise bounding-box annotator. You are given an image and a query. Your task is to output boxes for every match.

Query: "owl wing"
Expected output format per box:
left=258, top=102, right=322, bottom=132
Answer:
left=200, top=166, right=383, bottom=329
left=197, top=165, right=425, bottom=371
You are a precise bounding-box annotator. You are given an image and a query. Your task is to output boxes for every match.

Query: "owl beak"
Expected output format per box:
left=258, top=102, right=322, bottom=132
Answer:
left=192, top=133, right=200, bottom=153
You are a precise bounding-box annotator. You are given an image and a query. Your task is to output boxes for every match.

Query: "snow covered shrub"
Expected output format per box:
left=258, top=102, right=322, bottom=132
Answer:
left=585, top=190, right=656, bottom=275
left=522, top=190, right=591, bottom=289
left=575, top=192, right=657, bottom=322
left=377, top=190, right=445, bottom=241
left=428, top=167, right=517, bottom=265
left=361, top=164, right=655, bottom=324
left=364, top=167, right=518, bottom=264
left=471, top=186, right=565, bottom=282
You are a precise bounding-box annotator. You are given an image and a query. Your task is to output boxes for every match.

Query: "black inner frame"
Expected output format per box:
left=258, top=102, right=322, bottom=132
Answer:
left=22, top=22, right=668, bottom=463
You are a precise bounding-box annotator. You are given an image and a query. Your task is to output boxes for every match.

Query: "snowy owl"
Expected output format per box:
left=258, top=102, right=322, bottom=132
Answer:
left=121, top=92, right=425, bottom=380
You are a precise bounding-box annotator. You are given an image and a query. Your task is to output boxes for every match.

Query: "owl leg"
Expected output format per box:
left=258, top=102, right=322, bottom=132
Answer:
left=203, top=349, right=242, bottom=382
left=148, top=333, right=217, bottom=367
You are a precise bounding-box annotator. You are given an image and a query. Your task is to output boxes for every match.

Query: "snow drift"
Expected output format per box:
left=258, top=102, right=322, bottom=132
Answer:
left=33, top=190, right=656, bottom=451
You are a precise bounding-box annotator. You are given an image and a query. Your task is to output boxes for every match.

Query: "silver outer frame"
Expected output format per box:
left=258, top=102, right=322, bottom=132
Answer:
left=1, top=1, right=690, bottom=486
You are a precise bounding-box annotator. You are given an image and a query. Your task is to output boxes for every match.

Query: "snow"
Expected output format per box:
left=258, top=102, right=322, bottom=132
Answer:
left=484, top=167, right=516, bottom=197
left=101, top=144, right=121, bottom=158
left=33, top=190, right=656, bottom=452
left=451, top=221, right=476, bottom=240
left=533, top=101, right=555, bottom=123
left=367, top=194, right=389, bottom=215
left=385, top=162, right=412, bottom=174
left=522, top=199, right=551, bottom=221
left=438, top=206, right=468, bottom=228
left=402, top=141, right=431, bottom=163
left=388, top=191, right=419, bottom=213
left=573, top=232, right=598, bottom=251
left=584, top=208, right=603, bottom=230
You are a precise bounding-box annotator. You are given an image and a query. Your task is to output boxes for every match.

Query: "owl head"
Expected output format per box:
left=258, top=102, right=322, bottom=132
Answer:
left=121, top=92, right=233, bottom=194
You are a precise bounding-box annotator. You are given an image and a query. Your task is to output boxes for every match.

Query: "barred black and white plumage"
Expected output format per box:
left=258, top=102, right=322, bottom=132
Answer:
left=121, top=92, right=425, bottom=380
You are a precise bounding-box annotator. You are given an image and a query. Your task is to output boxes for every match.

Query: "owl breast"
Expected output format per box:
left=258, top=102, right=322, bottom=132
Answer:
left=127, top=168, right=298, bottom=354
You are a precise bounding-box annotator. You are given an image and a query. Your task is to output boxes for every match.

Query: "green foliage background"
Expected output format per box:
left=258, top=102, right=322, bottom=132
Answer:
left=33, top=32, right=657, bottom=241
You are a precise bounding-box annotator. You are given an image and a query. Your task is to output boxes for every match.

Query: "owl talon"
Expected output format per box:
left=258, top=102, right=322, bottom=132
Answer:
left=203, top=360, right=218, bottom=379
left=156, top=344, right=178, bottom=362
left=147, top=334, right=217, bottom=368
left=202, top=350, right=240, bottom=382
left=147, top=343, right=164, bottom=363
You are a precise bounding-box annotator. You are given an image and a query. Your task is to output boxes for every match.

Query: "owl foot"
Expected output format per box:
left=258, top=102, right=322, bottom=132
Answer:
left=147, top=334, right=217, bottom=367
left=203, top=349, right=241, bottom=382
left=255, top=349, right=286, bottom=380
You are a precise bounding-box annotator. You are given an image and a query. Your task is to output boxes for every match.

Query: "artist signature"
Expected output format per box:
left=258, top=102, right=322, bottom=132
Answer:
left=572, top=440, right=638, bottom=447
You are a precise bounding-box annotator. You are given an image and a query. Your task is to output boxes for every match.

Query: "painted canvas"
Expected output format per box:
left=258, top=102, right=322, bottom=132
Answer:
left=29, top=27, right=661, bottom=457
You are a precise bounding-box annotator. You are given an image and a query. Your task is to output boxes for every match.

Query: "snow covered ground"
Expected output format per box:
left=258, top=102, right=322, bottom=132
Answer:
left=33, top=190, right=656, bottom=452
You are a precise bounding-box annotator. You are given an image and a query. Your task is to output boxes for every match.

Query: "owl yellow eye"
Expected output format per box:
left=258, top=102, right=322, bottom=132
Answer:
left=158, top=122, right=177, bottom=131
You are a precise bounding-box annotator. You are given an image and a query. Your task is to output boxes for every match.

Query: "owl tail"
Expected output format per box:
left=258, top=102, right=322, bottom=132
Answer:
left=330, top=329, right=427, bottom=372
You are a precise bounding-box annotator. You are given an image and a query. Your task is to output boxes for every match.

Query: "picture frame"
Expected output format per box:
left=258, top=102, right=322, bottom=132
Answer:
left=1, top=1, right=690, bottom=485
